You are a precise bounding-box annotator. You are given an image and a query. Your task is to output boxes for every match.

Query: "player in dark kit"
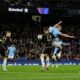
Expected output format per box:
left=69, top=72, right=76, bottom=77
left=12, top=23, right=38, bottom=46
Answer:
left=40, top=27, right=52, bottom=71
left=0, top=39, right=8, bottom=71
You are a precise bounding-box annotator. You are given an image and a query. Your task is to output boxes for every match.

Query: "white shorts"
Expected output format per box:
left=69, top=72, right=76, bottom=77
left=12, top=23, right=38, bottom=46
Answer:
left=52, top=42, right=61, bottom=47
left=8, top=54, right=14, bottom=59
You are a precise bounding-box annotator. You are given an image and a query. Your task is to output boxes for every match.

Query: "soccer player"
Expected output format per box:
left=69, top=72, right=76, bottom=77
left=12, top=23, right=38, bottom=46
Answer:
left=8, top=44, right=16, bottom=62
left=40, top=27, right=52, bottom=71
left=0, top=39, right=8, bottom=71
left=49, top=21, right=75, bottom=61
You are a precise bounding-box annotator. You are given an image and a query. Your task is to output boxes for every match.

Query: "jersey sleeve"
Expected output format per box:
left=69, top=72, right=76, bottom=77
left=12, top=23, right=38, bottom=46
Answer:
left=49, top=26, right=54, bottom=32
left=56, top=29, right=62, bottom=35
left=8, top=47, right=9, bottom=50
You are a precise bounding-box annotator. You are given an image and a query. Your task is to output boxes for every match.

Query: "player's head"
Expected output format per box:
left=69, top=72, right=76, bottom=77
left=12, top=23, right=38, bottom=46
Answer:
left=43, top=27, right=49, bottom=34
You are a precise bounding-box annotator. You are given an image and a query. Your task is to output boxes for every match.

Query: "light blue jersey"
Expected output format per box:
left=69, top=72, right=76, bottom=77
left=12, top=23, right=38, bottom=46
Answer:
left=49, top=26, right=62, bottom=46
left=8, top=46, right=16, bottom=56
left=49, top=26, right=62, bottom=38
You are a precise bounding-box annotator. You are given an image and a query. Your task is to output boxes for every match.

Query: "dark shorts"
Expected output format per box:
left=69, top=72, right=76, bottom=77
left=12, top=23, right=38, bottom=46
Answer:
left=42, top=46, right=52, bottom=54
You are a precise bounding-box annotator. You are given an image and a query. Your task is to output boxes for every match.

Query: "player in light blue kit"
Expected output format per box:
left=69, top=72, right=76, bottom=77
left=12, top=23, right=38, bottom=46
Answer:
left=49, top=21, right=75, bottom=61
left=8, top=44, right=16, bottom=62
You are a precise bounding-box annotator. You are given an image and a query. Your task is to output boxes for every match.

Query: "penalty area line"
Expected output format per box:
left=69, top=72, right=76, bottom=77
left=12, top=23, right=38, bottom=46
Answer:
left=0, top=72, right=79, bottom=74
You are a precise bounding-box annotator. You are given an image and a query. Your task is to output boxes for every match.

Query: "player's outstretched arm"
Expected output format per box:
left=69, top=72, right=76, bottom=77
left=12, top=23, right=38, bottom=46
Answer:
left=54, top=21, right=62, bottom=27
left=60, top=33, right=75, bottom=38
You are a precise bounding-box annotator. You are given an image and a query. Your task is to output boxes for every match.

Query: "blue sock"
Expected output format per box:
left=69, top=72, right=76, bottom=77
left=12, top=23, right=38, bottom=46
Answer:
left=54, top=48, right=59, bottom=55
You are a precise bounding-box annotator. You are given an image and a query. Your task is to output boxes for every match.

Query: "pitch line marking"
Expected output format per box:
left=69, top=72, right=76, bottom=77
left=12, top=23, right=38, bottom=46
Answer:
left=0, top=72, right=79, bottom=74
left=1, top=76, right=80, bottom=80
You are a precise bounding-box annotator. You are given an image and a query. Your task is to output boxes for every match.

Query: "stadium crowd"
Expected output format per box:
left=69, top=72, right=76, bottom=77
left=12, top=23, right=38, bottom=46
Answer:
left=0, top=22, right=80, bottom=60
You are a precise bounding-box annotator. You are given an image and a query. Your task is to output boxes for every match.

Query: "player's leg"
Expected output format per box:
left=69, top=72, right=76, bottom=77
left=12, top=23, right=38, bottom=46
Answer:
left=2, top=57, right=8, bottom=71
left=40, top=53, right=45, bottom=71
left=55, top=50, right=62, bottom=68
left=40, top=47, right=47, bottom=70
left=0, top=51, right=7, bottom=71
left=45, top=54, right=50, bottom=70
left=45, top=47, right=52, bottom=70
left=52, top=43, right=62, bottom=60
left=52, top=47, right=59, bottom=61
left=57, top=49, right=62, bottom=60
left=56, top=44, right=62, bottom=50
left=52, top=48, right=59, bottom=68
left=8, top=53, right=14, bottom=62
left=52, top=42, right=62, bottom=50
left=1, top=50, right=8, bottom=71
left=52, top=44, right=62, bottom=68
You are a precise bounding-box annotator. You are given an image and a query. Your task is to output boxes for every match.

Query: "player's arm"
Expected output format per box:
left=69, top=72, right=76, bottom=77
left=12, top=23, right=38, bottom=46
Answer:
left=15, top=48, right=16, bottom=53
left=54, top=21, right=62, bottom=27
left=49, top=35, right=52, bottom=43
left=6, top=48, right=9, bottom=56
left=1, top=44, right=6, bottom=50
left=7, top=48, right=9, bottom=53
left=60, top=33, right=75, bottom=38
left=62, top=42, right=70, bottom=45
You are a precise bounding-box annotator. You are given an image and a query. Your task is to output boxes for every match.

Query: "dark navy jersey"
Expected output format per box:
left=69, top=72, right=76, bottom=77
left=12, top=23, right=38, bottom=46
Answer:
left=42, top=33, right=52, bottom=47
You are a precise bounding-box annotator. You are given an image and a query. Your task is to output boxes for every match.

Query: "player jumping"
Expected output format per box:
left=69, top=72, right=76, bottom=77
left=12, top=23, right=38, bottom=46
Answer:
left=49, top=21, right=75, bottom=62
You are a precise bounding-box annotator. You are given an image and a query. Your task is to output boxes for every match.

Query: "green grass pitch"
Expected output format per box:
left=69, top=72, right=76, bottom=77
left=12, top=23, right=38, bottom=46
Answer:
left=0, top=65, right=80, bottom=80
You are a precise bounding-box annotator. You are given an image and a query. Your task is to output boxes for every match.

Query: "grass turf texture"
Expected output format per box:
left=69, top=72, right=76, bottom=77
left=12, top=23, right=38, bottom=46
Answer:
left=0, top=65, right=80, bottom=80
